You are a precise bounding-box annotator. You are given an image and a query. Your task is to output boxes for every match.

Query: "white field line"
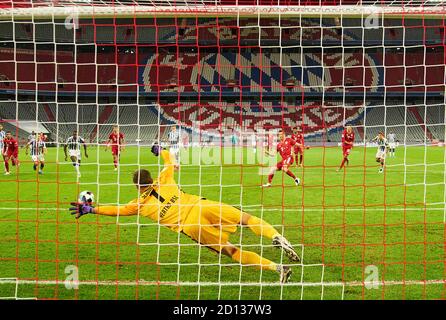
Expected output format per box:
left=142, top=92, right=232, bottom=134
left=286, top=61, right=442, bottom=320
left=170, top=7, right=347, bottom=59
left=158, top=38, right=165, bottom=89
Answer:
left=0, top=278, right=444, bottom=288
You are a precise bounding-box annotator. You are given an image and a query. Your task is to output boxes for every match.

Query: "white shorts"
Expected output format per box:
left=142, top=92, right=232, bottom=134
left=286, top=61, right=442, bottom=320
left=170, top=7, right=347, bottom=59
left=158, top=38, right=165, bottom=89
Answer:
left=376, top=150, right=387, bottom=160
left=31, top=155, right=44, bottom=162
left=389, top=142, right=396, bottom=149
left=170, top=148, right=179, bottom=162
left=69, top=150, right=81, bottom=160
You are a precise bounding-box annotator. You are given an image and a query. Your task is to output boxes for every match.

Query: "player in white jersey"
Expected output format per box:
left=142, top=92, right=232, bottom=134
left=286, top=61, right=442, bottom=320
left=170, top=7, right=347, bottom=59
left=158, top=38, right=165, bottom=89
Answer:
left=372, top=132, right=389, bottom=173
left=27, top=131, right=36, bottom=143
left=0, top=125, right=4, bottom=145
left=26, top=133, right=46, bottom=174
left=387, top=132, right=396, bottom=157
left=167, top=125, right=180, bottom=170
left=251, top=130, right=257, bottom=154
left=266, top=129, right=275, bottom=153
left=64, top=130, right=88, bottom=178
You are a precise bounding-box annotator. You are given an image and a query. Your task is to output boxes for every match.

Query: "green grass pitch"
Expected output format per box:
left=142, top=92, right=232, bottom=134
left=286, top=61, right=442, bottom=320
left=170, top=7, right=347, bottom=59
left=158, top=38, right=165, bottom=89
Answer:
left=0, top=144, right=445, bottom=300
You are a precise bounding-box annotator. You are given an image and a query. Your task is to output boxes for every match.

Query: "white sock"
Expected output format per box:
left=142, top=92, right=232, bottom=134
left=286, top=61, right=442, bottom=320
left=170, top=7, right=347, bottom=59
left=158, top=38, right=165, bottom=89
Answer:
left=75, top=163, right=80, bottom=175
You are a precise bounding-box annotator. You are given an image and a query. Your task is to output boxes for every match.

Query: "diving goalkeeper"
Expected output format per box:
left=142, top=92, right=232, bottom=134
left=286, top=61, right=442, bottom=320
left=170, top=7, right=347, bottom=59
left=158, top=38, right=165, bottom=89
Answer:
left=69, top=144, right=300, bottom=283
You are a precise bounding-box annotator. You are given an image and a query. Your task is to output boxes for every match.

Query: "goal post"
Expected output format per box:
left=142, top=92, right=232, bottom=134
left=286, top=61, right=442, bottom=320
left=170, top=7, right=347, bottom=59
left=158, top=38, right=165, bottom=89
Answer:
left=0, top=0, right=445, bottom=300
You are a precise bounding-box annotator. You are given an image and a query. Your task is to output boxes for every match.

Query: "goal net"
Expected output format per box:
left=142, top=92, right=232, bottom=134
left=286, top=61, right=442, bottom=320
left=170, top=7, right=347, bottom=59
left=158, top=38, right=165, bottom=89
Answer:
left=0, top=0, right=445, bottom=300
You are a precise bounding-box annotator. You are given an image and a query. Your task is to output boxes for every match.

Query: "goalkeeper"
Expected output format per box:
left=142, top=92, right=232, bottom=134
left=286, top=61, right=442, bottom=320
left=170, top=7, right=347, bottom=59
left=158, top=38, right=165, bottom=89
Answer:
left=70, top=144, right=299, bottom=283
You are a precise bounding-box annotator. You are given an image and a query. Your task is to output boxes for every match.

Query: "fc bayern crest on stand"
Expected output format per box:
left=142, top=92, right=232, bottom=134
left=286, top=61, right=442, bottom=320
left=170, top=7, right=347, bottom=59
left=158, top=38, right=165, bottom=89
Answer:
left=141, top=20, right=382, bottom=95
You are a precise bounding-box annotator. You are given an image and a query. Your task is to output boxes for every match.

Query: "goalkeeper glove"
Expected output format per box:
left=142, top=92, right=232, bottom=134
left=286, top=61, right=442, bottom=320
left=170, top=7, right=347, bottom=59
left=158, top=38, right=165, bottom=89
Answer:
left=69, top=202, right=95, bottom=219
left=151, top=143, right=163, bottom=157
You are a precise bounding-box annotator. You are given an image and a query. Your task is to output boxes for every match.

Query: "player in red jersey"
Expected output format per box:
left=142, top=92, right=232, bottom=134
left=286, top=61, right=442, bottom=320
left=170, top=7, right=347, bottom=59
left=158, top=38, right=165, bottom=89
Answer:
left=337, top=125, right=355, bottom=172
left=263, top=129, right=300, bottom=187
left=39, top=132, right=47, bottom=142
left=291, top=126, right=310, bottom=168
left=2, top=131, right=19, bottom=175
left=105, top=125, right=125, bottom=171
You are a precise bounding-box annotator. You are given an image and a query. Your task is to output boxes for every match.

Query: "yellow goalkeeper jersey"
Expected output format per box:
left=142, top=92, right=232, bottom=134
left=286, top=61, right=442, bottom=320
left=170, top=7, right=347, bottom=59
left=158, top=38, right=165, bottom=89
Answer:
left=95, top=150, right=201, bottom=232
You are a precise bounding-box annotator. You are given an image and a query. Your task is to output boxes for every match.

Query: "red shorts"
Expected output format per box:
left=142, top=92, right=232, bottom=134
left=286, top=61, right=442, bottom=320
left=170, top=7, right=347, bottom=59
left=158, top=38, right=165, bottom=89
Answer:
left=111, top=147, right=120, bottom=156
left=294, top=146, right=304, bottom=155
left=276, top=156, right=294, bottom=170
left=342, top=145, right=352, bottom=157
left=5, top=152, right=18, bottom=159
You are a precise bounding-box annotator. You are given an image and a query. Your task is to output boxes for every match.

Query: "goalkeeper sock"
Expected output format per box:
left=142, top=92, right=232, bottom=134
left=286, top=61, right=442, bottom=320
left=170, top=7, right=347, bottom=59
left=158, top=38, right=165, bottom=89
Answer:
left=246, top=215, right=280, bottom=239
left=231, top=248, right=277, bottom=272
left=299, top=154, right=303, bottom=165
left=40, top=163, right=44, bottom=169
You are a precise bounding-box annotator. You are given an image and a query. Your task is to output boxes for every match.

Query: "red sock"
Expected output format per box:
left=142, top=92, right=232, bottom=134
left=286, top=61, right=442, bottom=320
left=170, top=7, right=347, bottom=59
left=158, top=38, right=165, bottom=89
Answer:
left=339, top=158, right=346, bottom=169
left=4, top=161, right=9, bottom=172
left=268, top=174, right=274, bottom=183
left=285, top=170, right=296, bottom=179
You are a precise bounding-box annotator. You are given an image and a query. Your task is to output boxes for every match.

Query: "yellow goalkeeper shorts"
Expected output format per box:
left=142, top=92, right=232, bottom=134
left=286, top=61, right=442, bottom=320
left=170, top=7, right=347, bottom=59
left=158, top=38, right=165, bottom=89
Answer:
left=182, top=199, right=243, bottom=252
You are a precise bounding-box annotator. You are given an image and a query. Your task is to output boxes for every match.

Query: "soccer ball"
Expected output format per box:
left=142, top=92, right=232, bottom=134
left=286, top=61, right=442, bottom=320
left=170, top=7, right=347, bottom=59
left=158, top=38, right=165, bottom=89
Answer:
left=78, top=191, right=94, bottom=204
